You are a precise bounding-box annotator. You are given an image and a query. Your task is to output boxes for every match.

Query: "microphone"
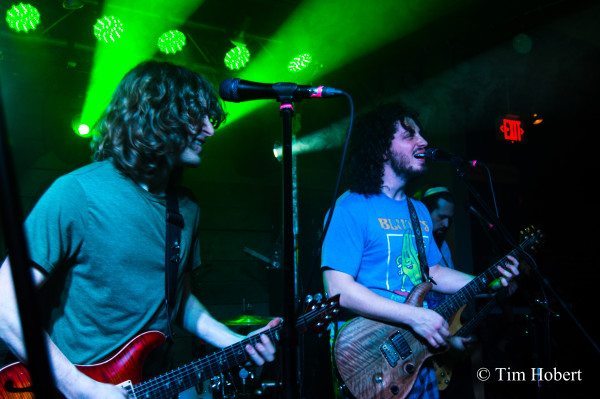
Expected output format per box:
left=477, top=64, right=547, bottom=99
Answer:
left=415, top=148, right=479, bottom=168
left=219, top=78, right=345, bottom=103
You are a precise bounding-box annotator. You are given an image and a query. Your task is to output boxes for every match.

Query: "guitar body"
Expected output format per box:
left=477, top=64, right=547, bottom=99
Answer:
left=334, top=227, right=542, bottom=399
left=0, top=331, right=166, bottom=398
left=335, top=283, right=440, bottom=399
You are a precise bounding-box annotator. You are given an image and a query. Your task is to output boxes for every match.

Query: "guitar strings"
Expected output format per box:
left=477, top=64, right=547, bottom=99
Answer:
left=132, top=304, right=331, bottom=398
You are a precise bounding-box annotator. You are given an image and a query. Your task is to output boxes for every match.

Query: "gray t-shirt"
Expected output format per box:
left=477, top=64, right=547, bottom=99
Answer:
left=24, top=161, right=200, bottom=364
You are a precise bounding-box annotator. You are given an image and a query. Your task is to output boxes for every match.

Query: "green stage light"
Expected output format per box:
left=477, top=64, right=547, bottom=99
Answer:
left=93, top=15, right=124, bottom=43
left=288, top=53, right=312, bottom=72
left=71, top=115, right=92, bottom=138
left=81, top=0, right=204, bottom=132
left=224, top=43, right=251, bottom=71
left=219, top=0, right=469, bottom=130
left=5, top=3, right=41, bottom=33
left=78, top=124, right=91, bottom=136
left=157, top=30, right=186, bottom=54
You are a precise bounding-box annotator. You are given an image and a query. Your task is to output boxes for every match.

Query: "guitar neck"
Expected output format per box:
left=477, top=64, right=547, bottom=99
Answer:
left=455, top=296, right=499, bottom=337
left=130, top=302, right=334, bottom=399
left=132, top=329, right=279, bottom=398
left=434, top=245, right=522, bottom=321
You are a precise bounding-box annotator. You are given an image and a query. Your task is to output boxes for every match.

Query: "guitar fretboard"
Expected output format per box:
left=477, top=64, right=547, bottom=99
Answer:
left=130, top=300, right=336, bottom=399
left=434, top=235, right=535, bottom=322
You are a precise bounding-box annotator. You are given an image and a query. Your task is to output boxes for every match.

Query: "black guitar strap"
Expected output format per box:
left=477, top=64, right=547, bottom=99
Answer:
left=406, top=197, right=436, bottom=285
left=165, top=188, right=183, bottom=339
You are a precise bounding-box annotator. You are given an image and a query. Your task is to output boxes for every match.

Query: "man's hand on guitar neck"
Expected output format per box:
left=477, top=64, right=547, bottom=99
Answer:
left=495, top=255, right=520, bottom=287
left=245, top=317, right=281, bottom=366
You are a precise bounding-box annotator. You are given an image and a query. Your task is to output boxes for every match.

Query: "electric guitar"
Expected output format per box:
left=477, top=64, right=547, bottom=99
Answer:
left=0, top=294, right=339, bottom=398
left=334, top=227, right=543, bottom=399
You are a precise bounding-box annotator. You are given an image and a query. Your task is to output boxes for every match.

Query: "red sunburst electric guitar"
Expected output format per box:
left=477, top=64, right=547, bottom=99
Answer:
left=0, top=294, right=339, bottom=398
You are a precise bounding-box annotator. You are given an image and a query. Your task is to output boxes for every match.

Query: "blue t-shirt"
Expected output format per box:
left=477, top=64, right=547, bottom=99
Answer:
left=321, top=191, right=442, bottom=303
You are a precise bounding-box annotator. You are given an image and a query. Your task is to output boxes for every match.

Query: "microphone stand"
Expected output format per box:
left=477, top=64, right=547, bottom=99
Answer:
left=450, top=158, right=600, bottom=390
left=277, top=89, right=300, bottom=399
left=0, top=82, right=55, bottom=397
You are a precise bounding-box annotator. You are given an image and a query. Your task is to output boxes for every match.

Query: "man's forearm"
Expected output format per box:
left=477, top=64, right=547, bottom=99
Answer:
left=323, top=270, right=420, bottom=326
left=428, top=265, right=475, bottom=294
left=181, top=292, right=244, bottom=348
left=0, top=259, right=99, bottom=397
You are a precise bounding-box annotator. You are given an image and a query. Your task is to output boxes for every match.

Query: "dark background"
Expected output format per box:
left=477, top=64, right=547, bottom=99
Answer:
left=1, top=1, right=598, bottom=398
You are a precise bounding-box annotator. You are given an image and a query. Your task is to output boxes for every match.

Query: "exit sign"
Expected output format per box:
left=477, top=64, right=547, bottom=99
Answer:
left=499, top=115, right=524, bottom=142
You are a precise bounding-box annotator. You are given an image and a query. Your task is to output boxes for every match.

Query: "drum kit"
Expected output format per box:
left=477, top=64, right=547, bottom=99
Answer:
left=180, top=313, right=281, bottom=399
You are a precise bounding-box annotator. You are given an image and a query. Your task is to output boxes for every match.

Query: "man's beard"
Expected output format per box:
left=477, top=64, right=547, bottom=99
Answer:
left=389, top=149, right=424, bottom=178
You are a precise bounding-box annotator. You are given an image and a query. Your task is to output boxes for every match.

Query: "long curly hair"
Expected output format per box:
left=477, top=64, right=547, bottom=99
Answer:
left=346, top=102, right=421, bottom=195
left=93, top=61, right=225, bottom=184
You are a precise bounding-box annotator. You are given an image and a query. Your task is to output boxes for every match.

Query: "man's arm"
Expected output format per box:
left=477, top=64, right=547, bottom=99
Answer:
left=180, top=278, right=276, bottom=366
left=0, top=258, right=126, bottom=398
left=323, top=269, right=450, bottom=348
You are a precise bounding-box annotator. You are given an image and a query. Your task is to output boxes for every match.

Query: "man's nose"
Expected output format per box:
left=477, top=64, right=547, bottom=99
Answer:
left=203, top=117, right=215, bottom=136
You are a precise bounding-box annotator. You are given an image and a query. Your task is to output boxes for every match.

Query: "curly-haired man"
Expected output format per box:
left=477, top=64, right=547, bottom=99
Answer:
left=322, top=102, right=518, bottom=398
left=0, top=61, right=277, bottom=398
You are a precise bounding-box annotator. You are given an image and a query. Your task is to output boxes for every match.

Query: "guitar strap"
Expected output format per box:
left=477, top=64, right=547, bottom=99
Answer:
left=406, top=197, right=436, bottom=285
left=165, top=188, right=183, bottom=339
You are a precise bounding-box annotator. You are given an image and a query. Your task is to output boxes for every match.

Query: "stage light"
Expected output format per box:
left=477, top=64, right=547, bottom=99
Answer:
left=81, top=0, right=202, bottom=132
left=78, top=124, right=91, bottom=136
left=5, top=3, right=41, bottom=33
left=288, top=53, right=312, bottom=72
left=224, top=42, right=251, bottom=71
left=157, top=30, right=186, bottom=54
left=71, top=115, right=92, bottom=138
left=532, top=113, right=543, bottom=125
left=93, top=15, right=124, bottom=43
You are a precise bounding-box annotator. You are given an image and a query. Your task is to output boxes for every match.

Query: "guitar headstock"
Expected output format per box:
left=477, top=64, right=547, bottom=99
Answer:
left=519, top=225, right=545, bottom=253
left=298, top=293, right=340, bottom=334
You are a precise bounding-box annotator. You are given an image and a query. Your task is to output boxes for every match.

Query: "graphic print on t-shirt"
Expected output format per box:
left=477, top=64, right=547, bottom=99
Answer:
left=384, top=232, right=423, bottom=293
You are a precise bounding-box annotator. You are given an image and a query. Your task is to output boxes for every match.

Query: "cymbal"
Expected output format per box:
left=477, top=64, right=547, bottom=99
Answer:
left=222, top=314, right=272, bottom=327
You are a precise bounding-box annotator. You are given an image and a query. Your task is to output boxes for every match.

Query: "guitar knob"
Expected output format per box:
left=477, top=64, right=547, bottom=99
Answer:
left=390, top=385, right=400, bottom=395
left=404, top=363, right=416, bottom=374
left=373, top=373, right=383, bottom=384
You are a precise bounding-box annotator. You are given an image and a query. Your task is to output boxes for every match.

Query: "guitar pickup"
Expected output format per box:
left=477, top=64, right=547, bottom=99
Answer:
left=380, top=341, right=400, bottom=367
left=389, top=331, right=413, bottom=360
left=117, top=380, right=135, bottom=398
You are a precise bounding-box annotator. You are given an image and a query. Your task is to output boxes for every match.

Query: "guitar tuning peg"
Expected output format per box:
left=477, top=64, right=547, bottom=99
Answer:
left=315, top=322, right=324, bottom=328
left=304, top=294, right=313, bottom=305
left=314, top=293, right=323, bottom=303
